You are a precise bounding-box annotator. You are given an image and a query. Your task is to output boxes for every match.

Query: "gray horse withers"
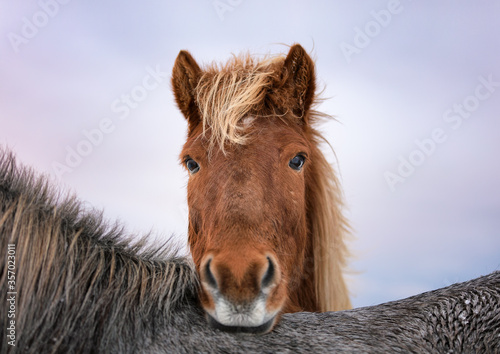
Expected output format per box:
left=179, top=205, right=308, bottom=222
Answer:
left=1, top=148, right=499, bottom=353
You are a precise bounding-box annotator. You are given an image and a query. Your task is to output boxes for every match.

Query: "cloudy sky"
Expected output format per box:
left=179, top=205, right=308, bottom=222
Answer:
left=1, top=1, right=499, bottom=308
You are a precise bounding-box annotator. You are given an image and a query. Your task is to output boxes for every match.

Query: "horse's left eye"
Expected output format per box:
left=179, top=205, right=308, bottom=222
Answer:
left=289, top=154, right=306, bottom=171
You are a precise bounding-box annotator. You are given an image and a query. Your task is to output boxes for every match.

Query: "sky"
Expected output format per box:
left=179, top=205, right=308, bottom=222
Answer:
left=1, top=1, right=499, bottom=308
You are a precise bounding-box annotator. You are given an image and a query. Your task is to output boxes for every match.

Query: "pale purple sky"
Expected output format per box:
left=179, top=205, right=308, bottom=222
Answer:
left=1, top=1, right=499, bottom=307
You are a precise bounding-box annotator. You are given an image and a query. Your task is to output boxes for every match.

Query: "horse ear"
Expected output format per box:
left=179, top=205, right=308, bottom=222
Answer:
left=282, top=44, right=316, bottom=122
left=172, top=50, right=202, bottom=132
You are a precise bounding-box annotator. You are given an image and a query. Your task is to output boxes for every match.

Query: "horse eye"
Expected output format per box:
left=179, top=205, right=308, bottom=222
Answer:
left=185, top=158, right=200, bottom=174
left=289, top=154, right=306, bottom=171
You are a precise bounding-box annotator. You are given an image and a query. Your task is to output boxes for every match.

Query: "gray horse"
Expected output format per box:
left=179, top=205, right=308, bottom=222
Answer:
left=1, top=148, right=498, bottom=353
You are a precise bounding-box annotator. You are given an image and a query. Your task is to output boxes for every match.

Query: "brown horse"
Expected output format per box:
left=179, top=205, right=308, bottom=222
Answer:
left=171, top=44, right=351, bottom=333
left=1, top=148, right=498, bottom=351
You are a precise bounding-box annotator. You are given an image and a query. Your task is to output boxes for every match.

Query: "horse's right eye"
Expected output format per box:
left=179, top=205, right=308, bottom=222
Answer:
left=186, top=158, right=200, bottom=174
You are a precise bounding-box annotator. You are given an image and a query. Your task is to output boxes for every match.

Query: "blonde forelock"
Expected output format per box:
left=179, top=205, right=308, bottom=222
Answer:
left=195, top=54, right=285, bottom=151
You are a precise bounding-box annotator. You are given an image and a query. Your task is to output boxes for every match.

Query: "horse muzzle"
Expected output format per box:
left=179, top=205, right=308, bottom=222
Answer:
left=199, top=252, right=285, bottom=334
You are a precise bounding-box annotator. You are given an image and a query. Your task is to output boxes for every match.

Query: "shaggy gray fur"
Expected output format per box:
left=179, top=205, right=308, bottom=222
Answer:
left=1, top=148, right=498, bottom=353
left=151, top=272, right=499, bottom=353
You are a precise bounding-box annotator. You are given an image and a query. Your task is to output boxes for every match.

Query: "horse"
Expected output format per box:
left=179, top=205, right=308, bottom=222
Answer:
left=171, top=44, right=351, bottom=333
left=0, top=148, right=197, bottom=352
left=2, top=148, right=499, bottom=353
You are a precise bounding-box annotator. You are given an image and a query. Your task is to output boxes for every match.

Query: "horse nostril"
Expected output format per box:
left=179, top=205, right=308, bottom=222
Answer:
left=261, top=256, right=275, bottom=289
left=204, top=259, right=218, bottom=289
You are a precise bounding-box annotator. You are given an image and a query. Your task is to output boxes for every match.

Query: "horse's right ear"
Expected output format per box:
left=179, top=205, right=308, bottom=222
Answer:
left=172, top=50, right=202, bottom=132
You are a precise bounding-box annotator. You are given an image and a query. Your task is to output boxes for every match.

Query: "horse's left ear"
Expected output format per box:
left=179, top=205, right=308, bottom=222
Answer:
left=172, top=50, right=202, bottom=133
left=282, top=44, right=316, bottom=123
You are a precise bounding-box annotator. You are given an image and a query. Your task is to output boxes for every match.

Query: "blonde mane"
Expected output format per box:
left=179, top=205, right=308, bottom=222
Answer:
left=195, top=54, right=286, bottom=150
left=192, top=52, right=351, bottom=311
left=308, top=132, right=351, bottom=311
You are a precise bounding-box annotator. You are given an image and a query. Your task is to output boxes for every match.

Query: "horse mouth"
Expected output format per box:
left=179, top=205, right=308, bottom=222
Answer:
left=207, top=314, right=276, bottom=334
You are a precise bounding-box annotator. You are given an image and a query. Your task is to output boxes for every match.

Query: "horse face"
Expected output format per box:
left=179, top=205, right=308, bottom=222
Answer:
left=170, top=44, right=352, bottom=333
left=181, top=118, right=311, bottom=333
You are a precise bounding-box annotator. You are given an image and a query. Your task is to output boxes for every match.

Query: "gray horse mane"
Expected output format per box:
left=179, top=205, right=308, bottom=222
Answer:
left=0, top=147, right=198, bottom=352
left=1, top=147, right=499, bottom=353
